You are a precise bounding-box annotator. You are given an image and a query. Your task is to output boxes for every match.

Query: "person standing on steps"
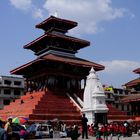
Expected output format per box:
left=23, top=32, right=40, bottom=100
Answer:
left=81, top=113, right=88, bottom=139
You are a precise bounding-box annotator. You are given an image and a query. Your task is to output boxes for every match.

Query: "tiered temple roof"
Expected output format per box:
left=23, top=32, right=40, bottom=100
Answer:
left=23, top=33, right=90, bottom=55
left=123, top=67, right=140, bottom=103
left=24, top=16, right=90, bottom=56
left=133, top=67, right=140, bottom=74
left=11, top=54, right=104, bottom=75
left=124, top=78, right=140, bottom=87
left=11, top=16, right=104, bottom=77
left=124, top=67, right=140, bottom=88
left=36, top=16, right=78, bottom=32
left=121, top=94, right=140, bottom=103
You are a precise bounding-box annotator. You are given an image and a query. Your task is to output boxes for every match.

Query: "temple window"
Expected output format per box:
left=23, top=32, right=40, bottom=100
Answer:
left=81, top=79, right=85, bottom=89
left=99, top=100, right=103, bottom=104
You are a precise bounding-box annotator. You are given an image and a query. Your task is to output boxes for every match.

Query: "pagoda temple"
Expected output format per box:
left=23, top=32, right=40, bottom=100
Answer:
left=121, top=67, right=140, bottom=117
left=0, top=16, right=105, bottom=124
left=124, top=68, right=140, bottom=91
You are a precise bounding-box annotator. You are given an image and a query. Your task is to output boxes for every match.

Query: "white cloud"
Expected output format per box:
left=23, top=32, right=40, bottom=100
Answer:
left=10, top=0, right=32, bottom=11
left=9, top=0, right=134, bottom=31
left=9, top=0, right=43, bottom=19
left=99, top=60, right=140, bottom=74
left=32, top=8, right=44, bottom=19
left=43, top=0, right=132, bottom=34
left=98, top=60, right=140, bottom=87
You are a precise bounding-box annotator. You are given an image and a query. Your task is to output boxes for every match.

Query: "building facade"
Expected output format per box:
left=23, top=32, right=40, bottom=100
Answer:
left=0, top=75, right=24, bottom=109
left=105, top=88, right=131, bottom=115
left=121, top=68, right=140, bottom=116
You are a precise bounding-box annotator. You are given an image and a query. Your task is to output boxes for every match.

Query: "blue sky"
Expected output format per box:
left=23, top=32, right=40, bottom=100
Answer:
left=0, top=0, right=140, bottom=88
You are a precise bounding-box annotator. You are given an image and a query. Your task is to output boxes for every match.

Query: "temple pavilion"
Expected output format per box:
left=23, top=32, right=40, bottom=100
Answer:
left=122, top=67, right=140, bottom=118
left=0, top=16, right=105, bottom=124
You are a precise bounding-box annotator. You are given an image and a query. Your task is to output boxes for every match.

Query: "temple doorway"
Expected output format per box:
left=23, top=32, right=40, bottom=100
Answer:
left=95, top=113, right=107, bottom=124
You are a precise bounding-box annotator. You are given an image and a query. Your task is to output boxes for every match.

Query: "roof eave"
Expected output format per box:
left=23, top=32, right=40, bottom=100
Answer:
left=36, top=16, right=78, bottom=29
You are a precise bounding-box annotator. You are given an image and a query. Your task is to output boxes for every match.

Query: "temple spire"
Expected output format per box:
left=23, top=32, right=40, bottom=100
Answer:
left=54, top=11, right=58, bottom=17
left=82, top=67, right=108, bottom=124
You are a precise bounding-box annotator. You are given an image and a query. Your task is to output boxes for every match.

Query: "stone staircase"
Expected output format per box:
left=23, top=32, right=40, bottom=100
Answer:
left=107, top=104, right=133, bottom=122
left=0, top=90, right=81, bottom=125
left=0, top=91, right=45, bottom=119
left=30, top=90, right=81, bottom=125
left=0, top=89, right=135, bottom=124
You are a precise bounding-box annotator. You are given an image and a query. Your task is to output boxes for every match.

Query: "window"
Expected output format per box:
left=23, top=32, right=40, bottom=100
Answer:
left=107, top=94, right=111, bottom=99
left=119, top=90, right=123, bottom=94
left=4, top=80, right=11, bottom=85
left=14, top=81, right=21, bottom=86
left=3, top=99, right=10, bottom=105
left=4, top=89, right=11, bottom=95
left=99, top=100, right=103, bottom=104
left=81, top=79, right=85, bottom=89
left=125, top=91, right=128, bottom=95
left=14, top=89, right=20, bottom=95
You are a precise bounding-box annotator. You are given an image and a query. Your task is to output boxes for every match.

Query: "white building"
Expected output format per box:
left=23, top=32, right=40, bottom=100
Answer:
left=0, top=75, right=24, bottom=109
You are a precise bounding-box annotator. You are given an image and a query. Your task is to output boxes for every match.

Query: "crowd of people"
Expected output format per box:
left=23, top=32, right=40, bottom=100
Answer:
left=0, top=114, right=139, bottom=140
left=71, top=114, right=139, bottom=140
left=0, top=118, right=21, bottom=140
left=88, top=121, right=139, bottom=140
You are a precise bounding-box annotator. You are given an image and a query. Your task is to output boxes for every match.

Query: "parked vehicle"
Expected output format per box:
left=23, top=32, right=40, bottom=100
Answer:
left=138, top=127, right=140, bottom=136
left=26, top=123, right=53, bottom=138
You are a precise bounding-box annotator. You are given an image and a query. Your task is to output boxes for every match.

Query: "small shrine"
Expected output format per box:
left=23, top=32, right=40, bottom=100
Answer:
left=83, top=67, right=108, bottom=124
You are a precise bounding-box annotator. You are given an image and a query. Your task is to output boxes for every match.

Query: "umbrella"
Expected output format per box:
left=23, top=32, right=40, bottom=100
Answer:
left=127, top=119, right=133, bottom=123
left=12, top=117, right=28, bottom=124
left=0, top=116, right=7, bottom=121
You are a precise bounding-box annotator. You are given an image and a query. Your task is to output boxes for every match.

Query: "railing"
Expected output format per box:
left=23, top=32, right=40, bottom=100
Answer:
left=73, top=93, right=83, bottom=107
left=66, top=92, right=82, bottom=111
